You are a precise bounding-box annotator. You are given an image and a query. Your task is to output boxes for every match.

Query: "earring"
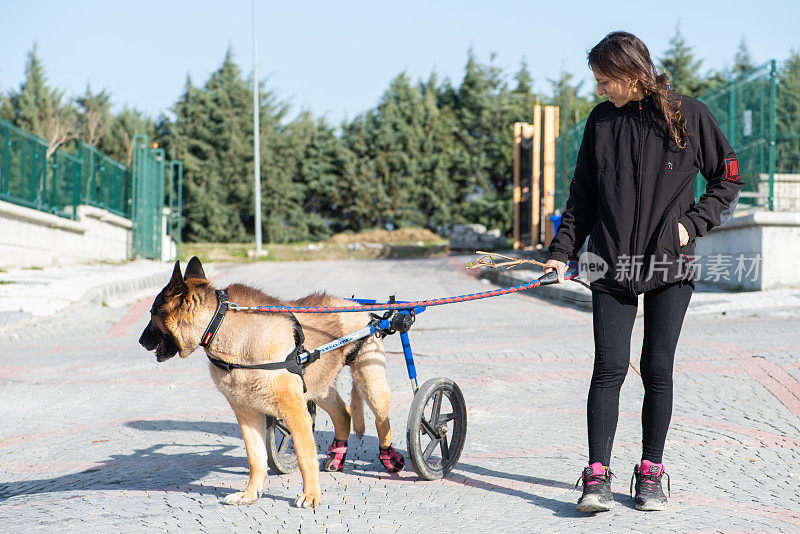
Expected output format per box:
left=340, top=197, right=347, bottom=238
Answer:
left=633, top=87, right=638, bottom=92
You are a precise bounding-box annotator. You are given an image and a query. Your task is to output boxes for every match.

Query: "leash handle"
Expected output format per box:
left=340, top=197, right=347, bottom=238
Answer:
left=537, top=270, right=559, bottom=286
left=539, top=260, right=581, bottom=286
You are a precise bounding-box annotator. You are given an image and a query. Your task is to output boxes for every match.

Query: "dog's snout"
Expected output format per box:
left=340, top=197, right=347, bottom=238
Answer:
left=139, top=323, right=160, bottom=350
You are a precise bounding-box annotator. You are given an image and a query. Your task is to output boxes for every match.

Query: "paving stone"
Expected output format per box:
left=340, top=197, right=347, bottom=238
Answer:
left=0, top=257, right=798, bottom=532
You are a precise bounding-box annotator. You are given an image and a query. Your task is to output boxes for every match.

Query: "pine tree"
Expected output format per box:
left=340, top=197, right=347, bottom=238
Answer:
left=5, top=45, right=76, bottom=157
left=548, top=71, right=595, bottom=127
left=100, top=107, right=156, bottom=166
left=512, top=58, right=536, bottom=121
left=449, top=50, right=507, bottom=228
left=697, top=70, right=729, bottom=95
left=659, top=26, right=703, bottom=96
left=280, top=113, right=345, bottom=239
left=733, top=38, right=755, bottom=76
left=168, top=75, right=225, bottom=242
left=76, top=86, right=113, bottom=147
left=202, top=49, right=254, bottom=242
left=447, top=51, right=539, bottom=233
left=338, top=111, right=390, bottom=231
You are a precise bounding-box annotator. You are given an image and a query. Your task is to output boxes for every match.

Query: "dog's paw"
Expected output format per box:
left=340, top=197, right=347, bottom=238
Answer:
left=295, top=491, right=321, bottom=508
left=223, top=491, right=260, bottom=506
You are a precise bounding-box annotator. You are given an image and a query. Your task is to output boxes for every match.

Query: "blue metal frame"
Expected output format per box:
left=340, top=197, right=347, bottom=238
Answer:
left=295, top=299, right=427, bottom=393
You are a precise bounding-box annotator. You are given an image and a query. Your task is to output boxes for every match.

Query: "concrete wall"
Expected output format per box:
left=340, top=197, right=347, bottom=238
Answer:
left=0, top=200, right=133, bottom=268
left=694, top=211, right=800, bottom=290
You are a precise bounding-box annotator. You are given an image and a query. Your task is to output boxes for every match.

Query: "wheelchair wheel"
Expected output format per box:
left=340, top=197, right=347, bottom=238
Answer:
left=266, top=401, right=316, bottom=474
left=406, top=377, right=467, bottom=480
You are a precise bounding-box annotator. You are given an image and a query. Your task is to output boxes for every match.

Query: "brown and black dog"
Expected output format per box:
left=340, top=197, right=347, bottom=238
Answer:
left=138, top=257, right=402, bottom=507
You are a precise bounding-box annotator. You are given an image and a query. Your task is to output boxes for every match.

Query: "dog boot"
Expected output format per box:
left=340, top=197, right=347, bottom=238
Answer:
left=379, top=444, right=405, bottom=472
left=322, top=439, right=347, bottom=472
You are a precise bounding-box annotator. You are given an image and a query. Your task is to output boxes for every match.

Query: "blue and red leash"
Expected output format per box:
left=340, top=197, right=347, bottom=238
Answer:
left=227, top=262, right=579, bottom=314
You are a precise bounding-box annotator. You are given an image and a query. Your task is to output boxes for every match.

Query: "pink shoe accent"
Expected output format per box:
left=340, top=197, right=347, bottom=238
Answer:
left=638, top=460, right=664, bottom=477
left=584, top=462, right=607, bottom=486
left=322, top=439, right=348, bottom=472
left=379, top=444, right=405, bottom=472
left=637, top=460, right=665, bottom=491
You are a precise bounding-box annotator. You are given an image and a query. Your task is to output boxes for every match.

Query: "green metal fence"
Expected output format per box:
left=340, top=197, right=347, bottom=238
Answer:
left=0, top=118, right=132, bottom=219
left=554, top=59, right=800, bottom=212
left=698, top=61, right=772, bottom=208
left=0, top=119, right=182, bottom=261
left=555, top=117, right=587, bottom=212
left=77, top=140, right=132, bottom=218
left=0, top=120, right=73, bottom=217
left=131, top=135, right=166, bottom=260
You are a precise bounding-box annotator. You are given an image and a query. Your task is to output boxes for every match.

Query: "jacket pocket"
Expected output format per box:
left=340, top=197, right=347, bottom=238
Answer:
left=672, top=216, right=682, bottom=253
left=653, top=212, right=680, bottom=261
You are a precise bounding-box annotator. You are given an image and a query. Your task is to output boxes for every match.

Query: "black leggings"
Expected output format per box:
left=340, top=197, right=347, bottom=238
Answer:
left=588, top=282, right=692, bottom=466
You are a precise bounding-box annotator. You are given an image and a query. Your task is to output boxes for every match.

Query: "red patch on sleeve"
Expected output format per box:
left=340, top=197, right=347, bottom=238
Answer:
left=724, top=158, right=742, bottom=182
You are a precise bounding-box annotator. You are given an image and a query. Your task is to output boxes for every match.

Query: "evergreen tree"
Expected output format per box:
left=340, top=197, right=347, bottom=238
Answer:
left=697, top=70, right=729, bottom=95
left=513, top=58, right=536, bottom=120
left=4, top=45, right=76, bottom=156
left=255, top=79, right=307, bottom=244
left=168, top=75, right=226, bottom=242
left=659, top=26, right=703, bottom=96
left=100, top=106, right=156, bottom=166
left=166, top=50, right=303, bottom=243
left=202, top=49, right=254, bottom=242
left=338, top=111, right=390, bottom=231
left=76, top=86, right=113, bottom=147
left=282, top=113, right=343, bottom=238
left=733, top=38, right=755, bottom=76
left=449, top=51, right=511, bottom=230
left=548, top=71, right=595, bottom=127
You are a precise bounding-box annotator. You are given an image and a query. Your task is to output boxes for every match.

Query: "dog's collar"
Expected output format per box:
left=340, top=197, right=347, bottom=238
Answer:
left=200, top=289, right=229, bottom=348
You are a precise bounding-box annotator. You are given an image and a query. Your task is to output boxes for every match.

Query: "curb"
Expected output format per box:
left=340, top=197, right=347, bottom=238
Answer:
left=481, top=267, right=593, bottom=311
left=80, top=271, right=171, bottom=306
left=81, top=263, right=224, bottom=306
left=0, top=263, right=222, bottom=338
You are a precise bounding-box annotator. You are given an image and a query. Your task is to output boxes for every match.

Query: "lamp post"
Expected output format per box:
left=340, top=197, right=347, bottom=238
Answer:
left=252, top=0, right=262, bottom=253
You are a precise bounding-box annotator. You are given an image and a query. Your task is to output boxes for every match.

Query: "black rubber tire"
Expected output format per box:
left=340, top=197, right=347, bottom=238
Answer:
left=406, top=377, right=467, bottom=480
left=266, top=401, right=316, bottom=475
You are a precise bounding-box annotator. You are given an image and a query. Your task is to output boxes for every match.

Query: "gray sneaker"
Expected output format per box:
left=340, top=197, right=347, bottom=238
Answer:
left=576, top=462, right=615, bottom=512
left=631, top=460, right=670, bottom=511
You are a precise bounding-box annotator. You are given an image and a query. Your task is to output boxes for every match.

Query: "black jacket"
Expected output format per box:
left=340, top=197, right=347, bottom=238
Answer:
left=548, top=94, right=744, bottom=296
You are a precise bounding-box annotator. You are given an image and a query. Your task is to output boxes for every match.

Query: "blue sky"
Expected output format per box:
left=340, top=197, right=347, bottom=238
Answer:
left=1, top=0, right=798, bottom=124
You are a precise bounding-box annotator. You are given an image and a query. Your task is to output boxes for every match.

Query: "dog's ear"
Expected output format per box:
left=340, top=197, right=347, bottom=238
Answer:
left=184, top=256, right=206, bottom=281
left=167, top=260, right=187, bottom=292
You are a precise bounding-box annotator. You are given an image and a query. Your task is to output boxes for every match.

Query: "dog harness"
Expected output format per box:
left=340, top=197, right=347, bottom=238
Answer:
left=201, top=289, right=320, bottom=392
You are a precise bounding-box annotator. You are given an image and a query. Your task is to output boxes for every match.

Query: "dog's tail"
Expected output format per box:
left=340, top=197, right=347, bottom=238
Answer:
left=350, top=381, right=366, bottom=438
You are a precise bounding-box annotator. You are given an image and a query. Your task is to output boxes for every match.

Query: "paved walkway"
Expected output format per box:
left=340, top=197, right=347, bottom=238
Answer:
left=1, top=257, right=799, bottom=532
left=0, top=261, right=170, bottom=335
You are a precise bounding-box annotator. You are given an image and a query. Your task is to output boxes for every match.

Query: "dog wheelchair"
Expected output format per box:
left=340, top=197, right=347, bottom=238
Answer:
left=264, top=298, right=467, bottom=481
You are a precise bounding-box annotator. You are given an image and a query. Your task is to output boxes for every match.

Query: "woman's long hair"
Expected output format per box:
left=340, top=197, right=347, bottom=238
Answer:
left=588, top=31, right=688, bottom=148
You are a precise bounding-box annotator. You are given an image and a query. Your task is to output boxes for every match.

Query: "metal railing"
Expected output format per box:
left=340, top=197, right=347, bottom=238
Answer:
left=77, top=140, right=132, bottom=218
left=0, top=118, right=131, bottom=219
left=554, top=117, right=586, bottom=212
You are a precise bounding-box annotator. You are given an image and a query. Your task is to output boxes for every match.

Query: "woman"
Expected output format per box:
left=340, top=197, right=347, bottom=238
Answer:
left=545, top=31, right=743, bottom=512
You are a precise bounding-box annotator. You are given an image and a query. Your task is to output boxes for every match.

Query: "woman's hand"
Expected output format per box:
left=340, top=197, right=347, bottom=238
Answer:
left=678, top=222, right=689, bottom=247
left=543, top=259, right=568, bottom=284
